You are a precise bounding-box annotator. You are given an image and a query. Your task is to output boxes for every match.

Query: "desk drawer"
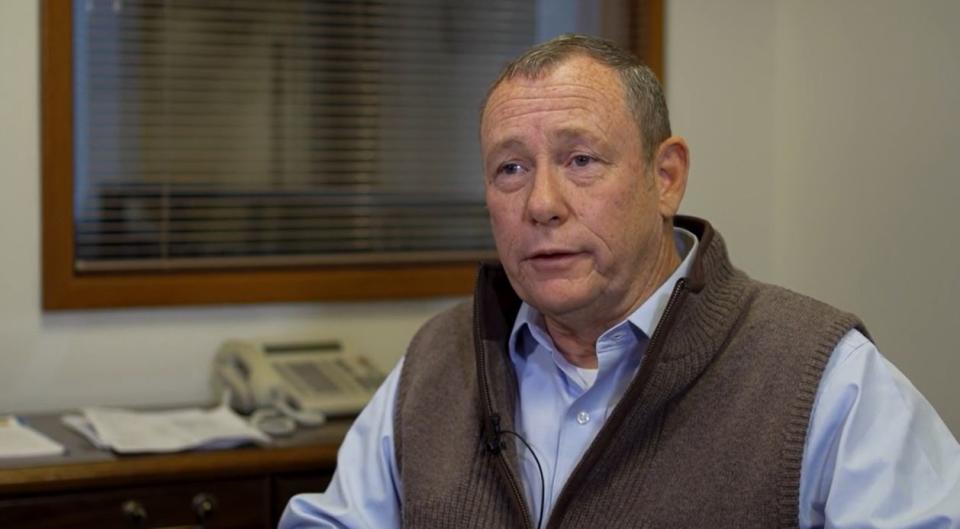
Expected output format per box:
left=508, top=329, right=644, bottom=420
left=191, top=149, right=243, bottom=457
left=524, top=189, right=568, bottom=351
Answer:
left=271, top=471, right=333, bottom=525
left=0, top=477, right=268, bottom=529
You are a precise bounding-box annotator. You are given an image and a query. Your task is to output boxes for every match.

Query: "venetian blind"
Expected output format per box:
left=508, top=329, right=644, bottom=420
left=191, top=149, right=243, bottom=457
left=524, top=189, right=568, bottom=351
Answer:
left=73, top=0, right=534, bottom=272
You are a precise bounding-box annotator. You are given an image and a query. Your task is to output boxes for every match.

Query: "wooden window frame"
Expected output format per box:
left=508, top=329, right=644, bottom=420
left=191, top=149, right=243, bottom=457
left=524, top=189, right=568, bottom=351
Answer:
left=41, top=0, right=664, bottom=310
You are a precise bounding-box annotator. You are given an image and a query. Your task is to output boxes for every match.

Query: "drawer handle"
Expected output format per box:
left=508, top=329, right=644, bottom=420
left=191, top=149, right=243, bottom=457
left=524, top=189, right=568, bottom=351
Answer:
left=122, top=499, right=148, bottom=527
left=192, top=492, right=217, bottom=523
left=120, top=495, right=217, bottom=529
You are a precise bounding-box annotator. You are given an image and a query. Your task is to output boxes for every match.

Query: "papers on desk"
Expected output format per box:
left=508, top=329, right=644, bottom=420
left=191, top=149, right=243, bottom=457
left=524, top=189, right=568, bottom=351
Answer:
left=0, top=416, right=66, bottom=459
left=61, top=402, right=270, bottom=454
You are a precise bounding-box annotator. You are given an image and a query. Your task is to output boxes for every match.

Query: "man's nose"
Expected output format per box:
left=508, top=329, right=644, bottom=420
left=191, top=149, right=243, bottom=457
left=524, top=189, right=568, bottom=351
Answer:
left=525, top=166, right=568, bottom=226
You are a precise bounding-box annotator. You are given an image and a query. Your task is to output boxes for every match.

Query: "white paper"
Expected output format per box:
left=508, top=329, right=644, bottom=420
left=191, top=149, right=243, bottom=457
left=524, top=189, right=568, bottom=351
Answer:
left=79, top=403, right=270, bottom=454
left=61, top=414, right=111, bottom=450
left=0, top=416, right=65, bottom=458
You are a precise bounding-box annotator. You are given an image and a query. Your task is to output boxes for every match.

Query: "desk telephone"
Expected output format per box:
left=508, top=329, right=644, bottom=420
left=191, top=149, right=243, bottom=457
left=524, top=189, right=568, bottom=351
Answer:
left=213, top=339, right=385, bottom=431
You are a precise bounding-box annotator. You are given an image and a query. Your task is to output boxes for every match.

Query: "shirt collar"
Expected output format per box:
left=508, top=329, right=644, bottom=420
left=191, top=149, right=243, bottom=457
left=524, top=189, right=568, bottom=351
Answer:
left=509, top=227, right=699, bottom=355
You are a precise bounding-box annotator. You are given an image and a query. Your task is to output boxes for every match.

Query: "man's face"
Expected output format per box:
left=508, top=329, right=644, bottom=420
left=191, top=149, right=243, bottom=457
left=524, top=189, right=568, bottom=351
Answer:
left=481, top=56, right=673, bottom=323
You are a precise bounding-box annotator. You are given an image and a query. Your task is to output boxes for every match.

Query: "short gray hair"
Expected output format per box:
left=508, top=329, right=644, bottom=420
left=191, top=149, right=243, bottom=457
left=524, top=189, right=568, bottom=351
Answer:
left=482, top=33, right=671, bottom=166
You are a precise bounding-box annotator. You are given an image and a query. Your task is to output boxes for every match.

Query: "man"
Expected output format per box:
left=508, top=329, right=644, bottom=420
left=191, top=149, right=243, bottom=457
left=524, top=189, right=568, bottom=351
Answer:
left=281, top=34, right=960, bottom=528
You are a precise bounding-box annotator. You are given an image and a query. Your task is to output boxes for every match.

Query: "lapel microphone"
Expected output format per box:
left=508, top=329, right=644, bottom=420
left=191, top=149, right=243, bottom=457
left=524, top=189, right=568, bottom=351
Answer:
left=485, top=413, right=504, bottom=454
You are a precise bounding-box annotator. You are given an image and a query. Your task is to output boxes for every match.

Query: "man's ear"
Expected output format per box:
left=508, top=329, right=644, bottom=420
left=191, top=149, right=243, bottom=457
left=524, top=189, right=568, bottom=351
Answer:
left=653, top=136, right=690, bottom=218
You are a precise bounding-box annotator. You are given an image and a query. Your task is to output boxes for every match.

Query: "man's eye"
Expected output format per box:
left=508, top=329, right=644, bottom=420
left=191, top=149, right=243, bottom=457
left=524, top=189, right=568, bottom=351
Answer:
left=498, top=162, right=523, bottom=175
left=571, top=155, right=594, bottom=167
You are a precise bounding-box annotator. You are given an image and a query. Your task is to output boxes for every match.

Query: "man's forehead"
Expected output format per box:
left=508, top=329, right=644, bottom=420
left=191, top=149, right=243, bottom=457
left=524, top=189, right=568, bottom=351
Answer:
left=487, top=127, right=609, bottom=152
left=483, top=91, right=606, bottom=128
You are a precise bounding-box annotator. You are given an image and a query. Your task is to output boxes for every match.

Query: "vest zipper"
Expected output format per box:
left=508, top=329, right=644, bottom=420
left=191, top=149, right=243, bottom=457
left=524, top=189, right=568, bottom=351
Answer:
left=474, top=297, right=535, bottom=529
left=544, top=278, right=690, bottom=529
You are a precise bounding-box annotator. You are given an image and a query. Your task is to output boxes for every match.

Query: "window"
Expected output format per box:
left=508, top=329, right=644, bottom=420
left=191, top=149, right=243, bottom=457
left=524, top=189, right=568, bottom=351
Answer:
left=42, top=0, right=663, bottom=309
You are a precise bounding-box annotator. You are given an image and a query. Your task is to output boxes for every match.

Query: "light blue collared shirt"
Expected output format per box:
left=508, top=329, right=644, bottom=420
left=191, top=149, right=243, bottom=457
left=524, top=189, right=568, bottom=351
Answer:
left=281, top=229, right=960, bottom=529
left=507, top=228, right=700, bottom=519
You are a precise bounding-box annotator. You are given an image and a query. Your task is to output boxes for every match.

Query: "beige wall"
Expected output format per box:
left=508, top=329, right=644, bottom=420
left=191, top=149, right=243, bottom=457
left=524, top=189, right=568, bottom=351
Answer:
left=669, top=0, right=960, bottom=434
left=1, top=1, right=958, bottom=435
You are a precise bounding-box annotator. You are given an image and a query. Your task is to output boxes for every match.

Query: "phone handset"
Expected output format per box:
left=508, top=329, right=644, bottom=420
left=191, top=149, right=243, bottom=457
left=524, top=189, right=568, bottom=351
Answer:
left=213, top=354, right=257, bottom=414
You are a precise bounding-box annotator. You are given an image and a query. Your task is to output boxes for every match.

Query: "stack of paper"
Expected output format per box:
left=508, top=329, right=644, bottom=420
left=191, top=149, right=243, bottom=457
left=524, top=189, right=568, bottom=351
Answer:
left=0, top=416, right=65, bottom=459
left=61, top=403, right=270, bottom=454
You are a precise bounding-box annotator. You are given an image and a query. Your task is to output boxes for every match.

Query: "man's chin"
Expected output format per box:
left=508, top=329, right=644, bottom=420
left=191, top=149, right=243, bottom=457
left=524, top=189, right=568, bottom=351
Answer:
left=521, top=287, right=597, bottom=321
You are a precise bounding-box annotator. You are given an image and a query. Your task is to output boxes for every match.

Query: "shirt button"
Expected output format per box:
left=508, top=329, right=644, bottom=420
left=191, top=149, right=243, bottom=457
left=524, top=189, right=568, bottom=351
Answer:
left=576, top=411, right=591, bottom=425
left=611, top=332, right=625, bottom=341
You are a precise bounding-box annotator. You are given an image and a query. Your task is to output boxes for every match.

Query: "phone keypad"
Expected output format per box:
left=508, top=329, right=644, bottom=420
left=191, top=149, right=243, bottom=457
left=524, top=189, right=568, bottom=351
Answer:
left=276, top=362, right=341, bottom=394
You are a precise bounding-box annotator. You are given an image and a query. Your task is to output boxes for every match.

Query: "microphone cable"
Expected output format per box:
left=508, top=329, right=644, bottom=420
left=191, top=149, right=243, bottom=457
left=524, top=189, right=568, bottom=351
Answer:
left=489, top=416, right=546, bottom=529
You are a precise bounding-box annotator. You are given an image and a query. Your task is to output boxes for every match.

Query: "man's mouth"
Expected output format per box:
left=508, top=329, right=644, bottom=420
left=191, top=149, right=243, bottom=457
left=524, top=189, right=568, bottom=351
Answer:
left=531, top=251, right=577, bottom=259
left=526, top=250, right=584, bottom=270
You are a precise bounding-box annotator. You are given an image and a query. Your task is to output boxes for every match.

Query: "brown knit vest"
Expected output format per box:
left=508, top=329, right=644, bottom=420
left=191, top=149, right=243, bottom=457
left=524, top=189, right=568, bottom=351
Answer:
left=395, top=216, right=864, bottom=529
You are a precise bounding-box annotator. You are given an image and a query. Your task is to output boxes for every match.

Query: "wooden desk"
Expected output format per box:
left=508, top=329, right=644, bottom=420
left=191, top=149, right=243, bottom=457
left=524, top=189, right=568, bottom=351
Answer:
left=0, top=412, right=349, bottom=528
